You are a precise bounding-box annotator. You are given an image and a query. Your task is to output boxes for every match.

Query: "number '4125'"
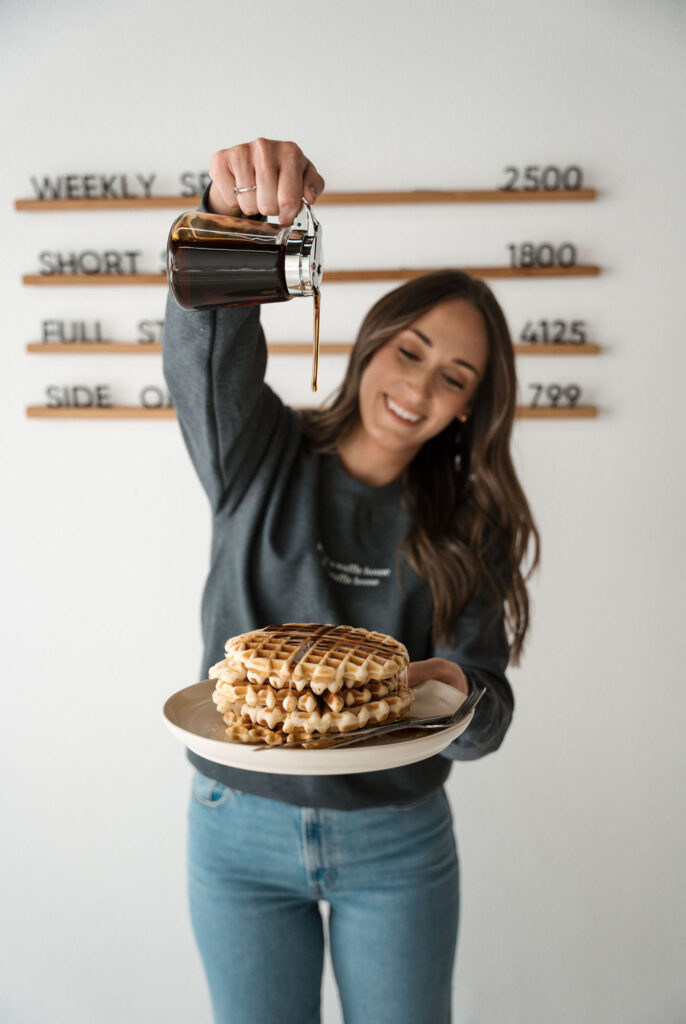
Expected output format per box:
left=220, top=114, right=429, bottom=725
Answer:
left=520, top=320, right=587, bottom=343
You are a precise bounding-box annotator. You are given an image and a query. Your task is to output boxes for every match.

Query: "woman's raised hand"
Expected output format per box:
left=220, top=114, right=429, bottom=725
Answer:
left=208, top=138, right=326, bottom=225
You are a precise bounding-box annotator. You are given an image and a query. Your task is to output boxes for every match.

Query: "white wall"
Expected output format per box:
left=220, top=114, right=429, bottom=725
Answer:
left=2, top=1, right=685, bottom=1021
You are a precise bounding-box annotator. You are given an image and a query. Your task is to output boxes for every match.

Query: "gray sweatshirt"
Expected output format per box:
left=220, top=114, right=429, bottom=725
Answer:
left=162, top=262, right=514, bottom=810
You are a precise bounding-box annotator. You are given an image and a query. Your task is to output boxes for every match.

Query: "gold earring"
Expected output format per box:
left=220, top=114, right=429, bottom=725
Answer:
left=459, top=415, right=468, bottom=423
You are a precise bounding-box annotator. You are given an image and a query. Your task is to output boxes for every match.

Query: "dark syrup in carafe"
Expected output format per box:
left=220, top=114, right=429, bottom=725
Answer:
left=168, top=231, right=289, bottom=311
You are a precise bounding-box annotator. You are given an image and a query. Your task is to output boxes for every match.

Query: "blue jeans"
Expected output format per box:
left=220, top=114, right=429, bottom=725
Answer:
left=187, top=771, right=460, bottom=1024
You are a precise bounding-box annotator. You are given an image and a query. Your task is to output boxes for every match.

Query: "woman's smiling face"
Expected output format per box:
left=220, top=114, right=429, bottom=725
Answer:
left=356, top=298, right=490, bottom=459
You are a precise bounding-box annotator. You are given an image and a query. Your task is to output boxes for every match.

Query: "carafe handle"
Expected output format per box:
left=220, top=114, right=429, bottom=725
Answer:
left=285, top=199, right=323, bottom=296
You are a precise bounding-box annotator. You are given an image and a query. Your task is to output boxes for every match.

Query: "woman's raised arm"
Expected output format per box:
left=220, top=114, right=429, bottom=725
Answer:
left=162, top=140, right=325, bottom=512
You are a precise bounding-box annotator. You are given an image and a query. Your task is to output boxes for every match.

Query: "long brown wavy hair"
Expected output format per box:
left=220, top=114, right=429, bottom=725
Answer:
left=299, top=270, right=540, bottom=664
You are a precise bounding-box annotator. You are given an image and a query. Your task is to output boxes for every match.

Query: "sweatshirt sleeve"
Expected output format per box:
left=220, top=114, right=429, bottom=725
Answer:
left=162, top=193, right=286, bottom=513
left=435, top=571, right=515, bottom=762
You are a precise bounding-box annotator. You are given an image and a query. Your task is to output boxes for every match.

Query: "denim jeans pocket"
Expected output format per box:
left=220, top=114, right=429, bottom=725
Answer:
left=191, top=771, right=239, bottom=808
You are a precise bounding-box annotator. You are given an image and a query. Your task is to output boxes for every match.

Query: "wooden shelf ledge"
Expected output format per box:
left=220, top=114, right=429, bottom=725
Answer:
left=15, top=188, right=597, bottom=211
left=26, top=406, right=176, bottom=419
left=26, top=341, right=602, bottom=356
left=515, top=405, right=597, bottom=419
left=514, top=342, right=601, bottom=355
left=22, top=265, right=601, bottom=287
left=26, top=404, right=598, bottom=420
left=27, top=342, right=165, bottom=354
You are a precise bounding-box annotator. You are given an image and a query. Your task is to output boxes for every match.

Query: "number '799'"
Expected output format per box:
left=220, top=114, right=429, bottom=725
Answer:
left=528, top=384, right=582, bottom=407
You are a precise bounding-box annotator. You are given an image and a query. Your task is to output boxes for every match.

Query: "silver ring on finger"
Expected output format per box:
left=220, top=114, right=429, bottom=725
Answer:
left=233, top=184, right=257, bottom=195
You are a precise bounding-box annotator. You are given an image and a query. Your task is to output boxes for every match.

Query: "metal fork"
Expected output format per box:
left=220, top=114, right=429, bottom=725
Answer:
left=253, top=684, right=486, bottom=751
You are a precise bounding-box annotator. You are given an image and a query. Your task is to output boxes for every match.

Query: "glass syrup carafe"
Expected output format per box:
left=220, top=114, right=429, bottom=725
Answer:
left=167, top=201, right=323, bottom=389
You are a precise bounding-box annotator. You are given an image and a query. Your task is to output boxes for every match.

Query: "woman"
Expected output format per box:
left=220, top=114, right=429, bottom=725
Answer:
left=163, top=138, right=539, bottom=1024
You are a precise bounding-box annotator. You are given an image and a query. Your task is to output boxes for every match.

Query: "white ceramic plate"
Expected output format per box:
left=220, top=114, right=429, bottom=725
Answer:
left=162, top=678, right=474, bottom=775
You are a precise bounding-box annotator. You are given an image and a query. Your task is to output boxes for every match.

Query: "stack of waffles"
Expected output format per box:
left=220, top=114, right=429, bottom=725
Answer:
left=209, top=622, right=414, bottom=746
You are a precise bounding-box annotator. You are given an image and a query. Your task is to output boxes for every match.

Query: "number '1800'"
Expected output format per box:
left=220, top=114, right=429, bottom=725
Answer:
left=507, top=242, right=577, bottom=268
